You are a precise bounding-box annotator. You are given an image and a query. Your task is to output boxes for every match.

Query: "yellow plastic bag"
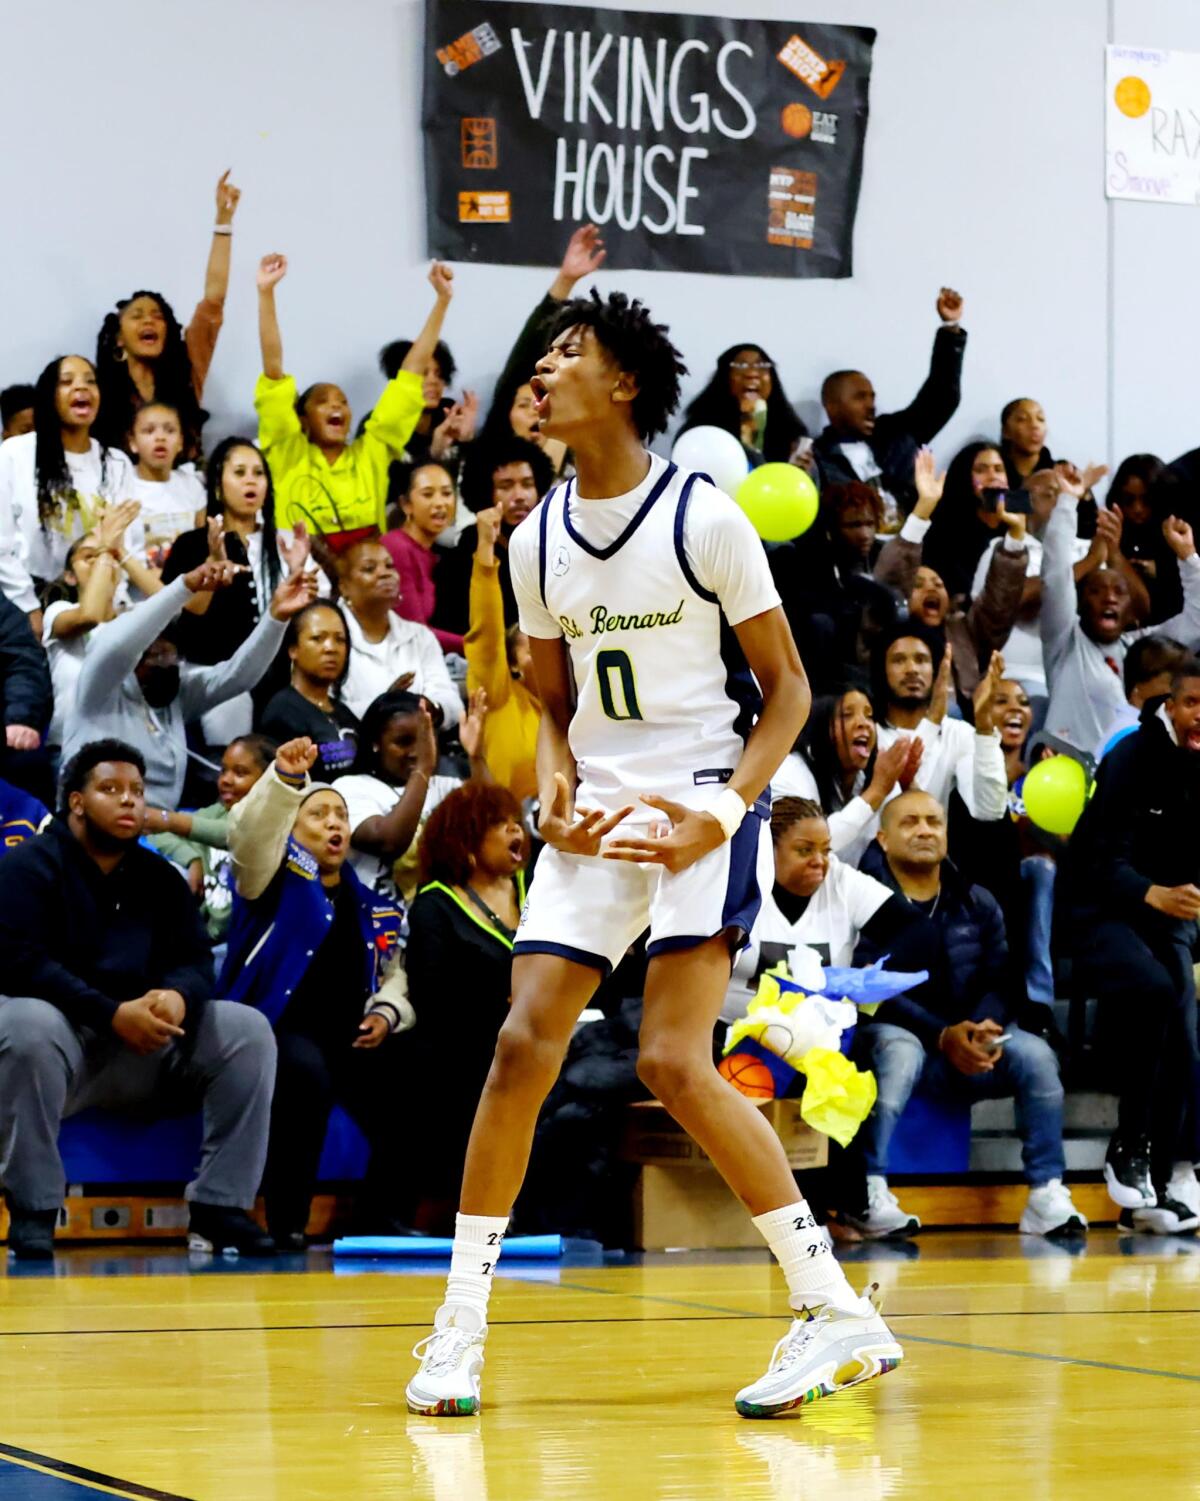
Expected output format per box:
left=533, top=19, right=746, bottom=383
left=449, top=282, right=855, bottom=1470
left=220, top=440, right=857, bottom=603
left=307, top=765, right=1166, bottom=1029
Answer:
left=797, top=1047, right=878, bottom=1148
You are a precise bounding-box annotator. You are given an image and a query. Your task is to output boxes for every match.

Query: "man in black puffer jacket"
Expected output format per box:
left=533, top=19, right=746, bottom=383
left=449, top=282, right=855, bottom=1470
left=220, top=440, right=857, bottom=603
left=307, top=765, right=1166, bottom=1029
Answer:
left=847, top=790, right=1080, bottom=1239
left=1064, top=660, right=1200, bottom=1230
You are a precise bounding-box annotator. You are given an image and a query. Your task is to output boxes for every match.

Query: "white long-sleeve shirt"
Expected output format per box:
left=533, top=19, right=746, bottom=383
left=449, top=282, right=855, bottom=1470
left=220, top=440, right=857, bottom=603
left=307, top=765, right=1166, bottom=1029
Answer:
left=341, top=607, right=462, bottom=725
left=1041, top=494, right=1200, bottom=752
left=0, top=433, right=134, bottom=612
left=876, top=716, right=1007, bottom=822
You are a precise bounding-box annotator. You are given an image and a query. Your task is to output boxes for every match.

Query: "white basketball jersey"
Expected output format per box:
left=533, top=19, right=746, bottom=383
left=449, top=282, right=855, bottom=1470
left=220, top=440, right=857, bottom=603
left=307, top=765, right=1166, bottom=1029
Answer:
left=525, top=459, right=764, bottom=812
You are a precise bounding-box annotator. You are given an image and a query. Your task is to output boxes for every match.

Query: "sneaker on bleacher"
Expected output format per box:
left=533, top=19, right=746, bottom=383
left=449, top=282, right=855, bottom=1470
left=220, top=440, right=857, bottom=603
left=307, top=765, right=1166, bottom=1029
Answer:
left=841, top=1176, right=921, bottom=1239
left=1019, top=1179, right=1088, bottom=1237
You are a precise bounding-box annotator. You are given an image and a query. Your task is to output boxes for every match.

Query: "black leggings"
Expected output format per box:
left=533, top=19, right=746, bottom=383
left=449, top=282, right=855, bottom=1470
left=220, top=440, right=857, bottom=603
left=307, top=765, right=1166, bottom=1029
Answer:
left=1074, top=918, right=1199, bottom=1179
left=261, top=1029, right=413, bottom=1237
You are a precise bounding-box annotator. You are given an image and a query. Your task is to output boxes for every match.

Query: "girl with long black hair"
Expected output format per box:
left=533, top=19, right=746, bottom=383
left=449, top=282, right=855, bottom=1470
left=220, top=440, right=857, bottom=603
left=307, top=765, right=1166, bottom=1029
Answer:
left=679, top=343, right=807, bottom=463
left=0, top=355, right=136, bottom=628
left=162, top=437, right=308, bottom=741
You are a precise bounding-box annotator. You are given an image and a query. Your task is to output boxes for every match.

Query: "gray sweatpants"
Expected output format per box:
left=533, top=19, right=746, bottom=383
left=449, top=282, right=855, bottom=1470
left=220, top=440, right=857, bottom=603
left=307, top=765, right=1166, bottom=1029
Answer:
left=0, top=996, right=276, bottom=1213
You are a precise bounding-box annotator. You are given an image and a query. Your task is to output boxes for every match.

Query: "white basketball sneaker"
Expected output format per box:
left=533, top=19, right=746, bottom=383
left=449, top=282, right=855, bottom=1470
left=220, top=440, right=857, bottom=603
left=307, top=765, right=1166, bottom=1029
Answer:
left=406, top=1306, right=488, bottom=1417
left=1019, top=1179, right=1088, bottom=1237
left=734, top=1284, right=902, bottom=1419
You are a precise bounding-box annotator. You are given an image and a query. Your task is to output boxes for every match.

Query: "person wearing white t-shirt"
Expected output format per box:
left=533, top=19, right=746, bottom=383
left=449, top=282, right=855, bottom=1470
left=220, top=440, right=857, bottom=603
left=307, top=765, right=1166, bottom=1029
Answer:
left=337, top=538, right=462, bottom=726
left=871, top=620, right=1007, bottom=824
left=725, top=797, right=937, bottom=1239
left=407, top=288, right=899, bottom=1423
left=0, top=356, right=136, bottom=627
left=126, top=403, right=206, bottom=570
left=338, top=688, right=485, bottom=908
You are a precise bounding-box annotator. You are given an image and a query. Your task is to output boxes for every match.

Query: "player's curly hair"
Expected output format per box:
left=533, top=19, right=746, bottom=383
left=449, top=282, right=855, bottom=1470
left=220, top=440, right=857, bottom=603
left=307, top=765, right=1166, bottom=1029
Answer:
left=542, top=289, right=687, bottom=440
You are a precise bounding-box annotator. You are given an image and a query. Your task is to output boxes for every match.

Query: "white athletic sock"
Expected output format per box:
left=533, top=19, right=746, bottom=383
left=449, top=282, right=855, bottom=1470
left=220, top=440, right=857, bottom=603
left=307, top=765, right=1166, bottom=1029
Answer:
left=441, top=1212, right=509, bottom=1327
left=753, top=1202, right=861, bottom=1315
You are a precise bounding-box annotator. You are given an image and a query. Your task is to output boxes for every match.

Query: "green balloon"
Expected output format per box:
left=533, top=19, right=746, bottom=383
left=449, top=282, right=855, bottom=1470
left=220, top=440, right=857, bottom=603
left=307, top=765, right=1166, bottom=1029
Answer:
left=1023, top=755, right=1089, bottom=836
left=735, top=463, right=819, bottom=542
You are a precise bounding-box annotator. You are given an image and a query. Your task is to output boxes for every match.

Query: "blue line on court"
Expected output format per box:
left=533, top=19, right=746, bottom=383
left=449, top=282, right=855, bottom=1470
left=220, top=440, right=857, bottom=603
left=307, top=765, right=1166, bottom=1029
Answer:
left=0, top=1446, right=192, bottom=1501
left=515, top=1274, right=1200, bottom=1386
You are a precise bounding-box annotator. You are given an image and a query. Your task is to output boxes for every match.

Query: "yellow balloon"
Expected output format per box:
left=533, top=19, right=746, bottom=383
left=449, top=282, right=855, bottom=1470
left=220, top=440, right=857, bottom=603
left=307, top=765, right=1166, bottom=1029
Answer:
left=736, top=463, right=819, bottom=542
left=1023, top=756, right=1088, bottom=836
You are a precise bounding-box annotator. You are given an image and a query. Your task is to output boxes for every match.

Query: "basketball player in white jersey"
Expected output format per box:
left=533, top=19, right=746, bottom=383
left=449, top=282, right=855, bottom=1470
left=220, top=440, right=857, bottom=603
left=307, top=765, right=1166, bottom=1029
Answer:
left=407, top=291, right=901, bottom=1419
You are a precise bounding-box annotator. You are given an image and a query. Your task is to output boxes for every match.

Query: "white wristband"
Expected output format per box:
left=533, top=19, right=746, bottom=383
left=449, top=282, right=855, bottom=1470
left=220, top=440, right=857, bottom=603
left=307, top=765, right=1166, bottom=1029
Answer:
left=709, top=787, right=748, bottom=842
left=212, top=224, right=233, bottom=236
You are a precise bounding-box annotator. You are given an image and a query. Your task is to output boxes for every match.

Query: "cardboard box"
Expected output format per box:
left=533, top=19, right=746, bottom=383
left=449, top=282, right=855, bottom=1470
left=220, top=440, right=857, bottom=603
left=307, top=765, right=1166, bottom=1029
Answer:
left=622, top=1100, right=829, bottom=1250
left=622, top=1099, right=828, bottom=1173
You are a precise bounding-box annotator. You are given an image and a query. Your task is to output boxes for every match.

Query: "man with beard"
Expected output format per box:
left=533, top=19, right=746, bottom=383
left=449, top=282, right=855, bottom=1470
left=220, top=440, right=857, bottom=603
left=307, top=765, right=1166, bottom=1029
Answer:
left=1064, top=660, right=1200, bottom=1230
left=1042, top=485, right=1200, bottom=752
left=431, top=436, right=554, bottom=638
left=0, top=739, right=276, bottom=1258
left=869, top=619, right=1008, bottom=828
left=60, top=559, right=316, bottom=808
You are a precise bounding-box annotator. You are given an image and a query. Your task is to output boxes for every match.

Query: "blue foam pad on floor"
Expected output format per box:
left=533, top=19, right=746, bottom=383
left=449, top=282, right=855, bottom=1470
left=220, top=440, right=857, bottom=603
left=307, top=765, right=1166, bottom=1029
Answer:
left=332, top=1234, right=563, bottom=1259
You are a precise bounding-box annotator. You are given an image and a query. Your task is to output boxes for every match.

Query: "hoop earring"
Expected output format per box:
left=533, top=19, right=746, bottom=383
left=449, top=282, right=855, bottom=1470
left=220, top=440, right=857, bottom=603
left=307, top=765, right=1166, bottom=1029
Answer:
left=114, top=346, right=128, bottom=364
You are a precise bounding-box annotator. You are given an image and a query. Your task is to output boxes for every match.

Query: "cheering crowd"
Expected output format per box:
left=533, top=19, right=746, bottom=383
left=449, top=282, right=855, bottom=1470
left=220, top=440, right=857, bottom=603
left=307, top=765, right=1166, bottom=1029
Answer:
left=1, top=175, right=1198, bottom=1259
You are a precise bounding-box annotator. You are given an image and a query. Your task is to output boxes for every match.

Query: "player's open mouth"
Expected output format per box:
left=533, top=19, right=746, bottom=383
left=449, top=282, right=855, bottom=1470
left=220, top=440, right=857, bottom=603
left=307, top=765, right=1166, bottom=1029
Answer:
left=1098, top=606, right=1120, bottom=627
left=1003, top=713, right=1027, bottom=734
left=1187, top=728, right=1200, bottom=751
left=69, top=395, right=95, bottom=418
left=529, top=375, right=551, bottom=418
left=326, top=835, right=344, bottom=853
left=325, top=414, right=346, bottom=431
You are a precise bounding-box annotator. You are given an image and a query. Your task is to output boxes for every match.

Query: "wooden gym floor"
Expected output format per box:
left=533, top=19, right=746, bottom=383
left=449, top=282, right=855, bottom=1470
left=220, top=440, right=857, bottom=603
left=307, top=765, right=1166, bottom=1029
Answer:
left=0, top=1231, right=1198, bottom=1500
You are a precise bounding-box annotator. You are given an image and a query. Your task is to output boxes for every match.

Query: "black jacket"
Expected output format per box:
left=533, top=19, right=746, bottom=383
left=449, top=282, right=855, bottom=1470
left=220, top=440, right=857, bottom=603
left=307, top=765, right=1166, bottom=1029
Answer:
left=1064, top=701, right=1200, bottom=924
left=855, top=848, right=1017, bottom=1047
left=0, top=592, right=51, bottom=731
left=0, top=818, right=213, bottom=1033
left=813, top=324, right=967, bottom=516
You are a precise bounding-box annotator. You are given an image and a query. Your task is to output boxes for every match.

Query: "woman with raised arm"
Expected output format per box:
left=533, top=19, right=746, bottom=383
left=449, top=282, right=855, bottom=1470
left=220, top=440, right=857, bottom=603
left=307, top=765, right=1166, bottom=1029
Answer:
left=95, top=171, right=241, bottom=460
left=256, top=257, right=455, bottom=549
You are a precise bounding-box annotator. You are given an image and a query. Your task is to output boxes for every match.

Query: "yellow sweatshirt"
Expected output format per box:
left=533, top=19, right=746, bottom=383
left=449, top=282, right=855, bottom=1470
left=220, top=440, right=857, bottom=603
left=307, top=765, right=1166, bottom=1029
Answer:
left=255, top=369, right=423, bottom=537
left=465, top=555, right=540, bottom=801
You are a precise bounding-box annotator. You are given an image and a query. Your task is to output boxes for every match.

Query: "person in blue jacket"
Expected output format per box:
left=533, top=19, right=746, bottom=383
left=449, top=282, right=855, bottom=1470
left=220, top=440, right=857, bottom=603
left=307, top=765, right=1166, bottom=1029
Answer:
left=222, top=735, right=414, bottom=1248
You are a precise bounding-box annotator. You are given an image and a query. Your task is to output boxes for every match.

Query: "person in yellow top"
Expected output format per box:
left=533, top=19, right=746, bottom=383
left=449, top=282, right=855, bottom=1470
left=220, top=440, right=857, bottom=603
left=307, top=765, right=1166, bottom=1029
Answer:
left=464, top=506, right=540, bottom=801
left=254, top=257, right=456, bottom=549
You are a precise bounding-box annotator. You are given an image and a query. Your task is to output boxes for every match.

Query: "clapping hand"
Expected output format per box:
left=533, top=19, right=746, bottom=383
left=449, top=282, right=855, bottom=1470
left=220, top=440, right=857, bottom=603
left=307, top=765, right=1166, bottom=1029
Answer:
left=972, top=651, right=1006, bottom=735
left=929, top=643, right=954, bottom=725
left=96, top=499, right=142, bottom=554
left=275, top=737, right=318, bottom=780
left=538, top=771, right=633, bottom=856
left=5, top=725, right=40, bottom=752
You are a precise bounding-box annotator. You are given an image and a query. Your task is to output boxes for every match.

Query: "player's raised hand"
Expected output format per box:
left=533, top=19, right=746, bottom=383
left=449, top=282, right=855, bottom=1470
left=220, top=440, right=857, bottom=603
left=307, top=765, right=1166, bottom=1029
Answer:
left=602, top=792, right=726, bottom=875
left=538, top=771, right=633, bottom=856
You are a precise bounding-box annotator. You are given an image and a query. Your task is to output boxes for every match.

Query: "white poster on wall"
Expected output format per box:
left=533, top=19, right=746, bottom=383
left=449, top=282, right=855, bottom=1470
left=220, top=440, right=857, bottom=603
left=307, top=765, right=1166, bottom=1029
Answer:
left=1105, top=44, right=1200, bottom=205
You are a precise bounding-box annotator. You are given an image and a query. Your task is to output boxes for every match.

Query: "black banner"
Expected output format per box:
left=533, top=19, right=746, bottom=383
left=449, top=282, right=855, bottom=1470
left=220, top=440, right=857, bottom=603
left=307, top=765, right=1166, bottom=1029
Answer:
left=422, top=2, right=875, bottom=279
